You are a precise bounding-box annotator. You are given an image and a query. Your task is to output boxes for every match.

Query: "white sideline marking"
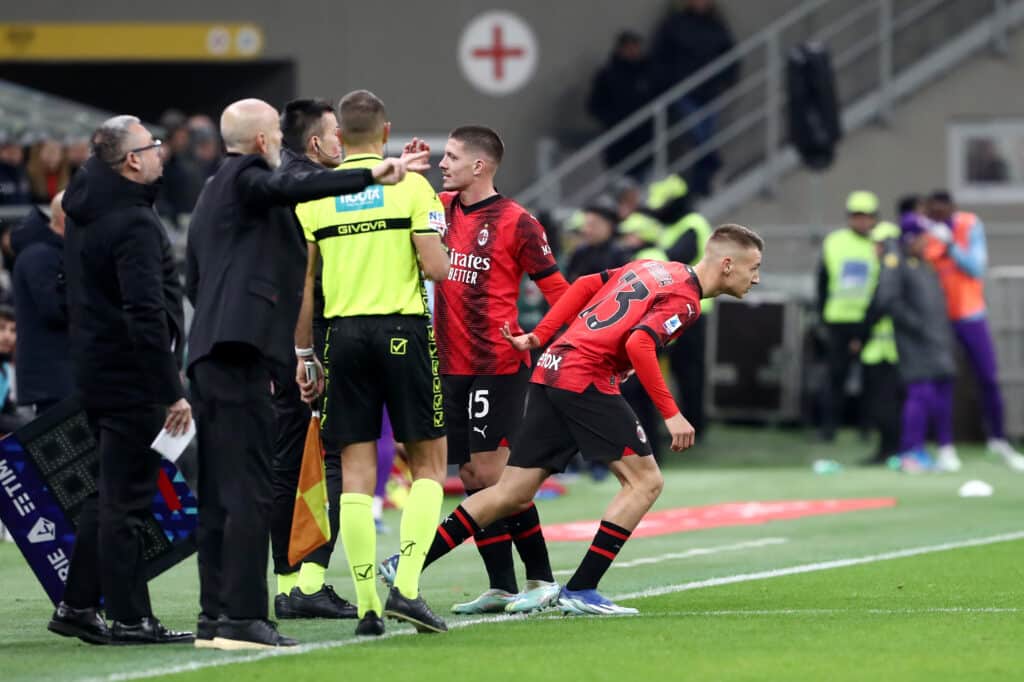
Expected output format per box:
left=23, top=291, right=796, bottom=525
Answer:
left=552, top=537, right=789, bottom=576
left=89, top=530, right=1024, bottom=682
left=537, top=607, right=1020, bottom=618
left=611, top=530, right=1024, bottom=601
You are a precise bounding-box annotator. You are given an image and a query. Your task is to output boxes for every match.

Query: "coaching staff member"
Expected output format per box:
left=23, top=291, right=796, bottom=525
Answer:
left=186, top=98, right=421, bottom=650
left=269, top=99, right=354, bottom=620
left=51, top=115, right=192, bottom=645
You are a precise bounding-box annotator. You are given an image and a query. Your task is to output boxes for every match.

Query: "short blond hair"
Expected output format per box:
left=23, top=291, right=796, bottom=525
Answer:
left=708, top=223, right=764, bottom=252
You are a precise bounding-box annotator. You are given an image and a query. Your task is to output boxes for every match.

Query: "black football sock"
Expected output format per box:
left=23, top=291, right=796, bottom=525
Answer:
left=507, top=503, right=555, bottom=583
left=423, top=503, right=482, bottom=569
left=565, top=520, right=632, bottom=591
left=473, top=518, right=518, bottom=593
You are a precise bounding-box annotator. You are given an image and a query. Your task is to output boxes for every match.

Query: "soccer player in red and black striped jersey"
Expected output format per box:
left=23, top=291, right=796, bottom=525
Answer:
left=411, top=224, right=763, bottom=614
left=417, top=126, right=570, bottom=614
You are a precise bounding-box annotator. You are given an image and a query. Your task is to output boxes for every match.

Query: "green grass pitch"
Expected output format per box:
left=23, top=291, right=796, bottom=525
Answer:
left=3, top=427, right=1023, bottom=681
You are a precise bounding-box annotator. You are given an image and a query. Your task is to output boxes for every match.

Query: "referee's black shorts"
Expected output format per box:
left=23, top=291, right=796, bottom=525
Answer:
left=509, top=383, right=653, bottom=473
left=321, top=314, right=445, bottom=451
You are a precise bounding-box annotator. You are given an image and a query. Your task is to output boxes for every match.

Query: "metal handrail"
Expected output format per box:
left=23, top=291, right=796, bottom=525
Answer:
left=517, top=0, right=838, bottom=208
left=518, top=0, right=1018, bottom=213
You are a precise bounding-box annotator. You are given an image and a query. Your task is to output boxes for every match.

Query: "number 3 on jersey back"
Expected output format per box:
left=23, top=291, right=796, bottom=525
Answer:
left=578, top=271, right=651, bottom=331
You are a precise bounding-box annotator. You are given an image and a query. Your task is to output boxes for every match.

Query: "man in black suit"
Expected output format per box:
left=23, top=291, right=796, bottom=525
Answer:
left=186, top=98, right=424, bottom=650
left=51, top=115, right=193, bottom=645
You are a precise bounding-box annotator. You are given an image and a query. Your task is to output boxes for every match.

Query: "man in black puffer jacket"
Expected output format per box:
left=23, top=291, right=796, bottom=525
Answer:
left=51, top=115, right=193, bottom=647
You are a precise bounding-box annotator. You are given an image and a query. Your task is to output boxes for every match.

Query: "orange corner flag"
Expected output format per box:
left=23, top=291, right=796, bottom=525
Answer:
left=287, top=415, right=331, bottom=566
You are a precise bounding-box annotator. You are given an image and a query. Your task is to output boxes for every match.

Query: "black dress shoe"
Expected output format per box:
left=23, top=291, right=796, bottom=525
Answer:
left=194, top=613, right=224, bottom=649
left=212, top=619, right=299, bottom=650
left=384, top=587, right=447, bottom=633
left=354, top=610, right=385, bottom=636
left=111, top=617, right=194, bottom=645
left=47, top=602, right=111, bottom=645
left=279, top=585, right=358, bottom=619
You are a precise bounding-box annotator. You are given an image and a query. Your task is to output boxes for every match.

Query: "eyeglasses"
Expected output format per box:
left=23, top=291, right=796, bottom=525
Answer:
left=114, top=139, right=162, bottom=164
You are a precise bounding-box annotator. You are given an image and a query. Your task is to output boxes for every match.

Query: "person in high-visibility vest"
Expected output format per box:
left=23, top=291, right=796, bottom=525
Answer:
left=647, top=174, right=713, bottom=440
left=816, top=190, right=880, bottom=442
left=924, top=190, right=1024, bottom=470
left=854, top=205, right=906, bottom=465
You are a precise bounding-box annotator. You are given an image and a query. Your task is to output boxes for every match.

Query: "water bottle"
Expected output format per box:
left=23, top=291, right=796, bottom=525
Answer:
left=812, top=459, right=842, bottom=475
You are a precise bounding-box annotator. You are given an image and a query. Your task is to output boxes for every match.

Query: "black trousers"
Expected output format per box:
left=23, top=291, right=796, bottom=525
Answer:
left=269, top=359, right=341, bottom=575
left=669, top=315, right=707, bottom=435
left=191, top=349, right=274, bottom=621
left=863, top=361, right=904, bottom=458
left=819, top=323, right=863, bottom=440
left=63, top=404, right=165, bottom=623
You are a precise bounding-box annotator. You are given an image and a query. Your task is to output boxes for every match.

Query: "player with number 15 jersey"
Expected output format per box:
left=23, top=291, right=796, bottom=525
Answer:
left=429, top=126, right=568, bottom=615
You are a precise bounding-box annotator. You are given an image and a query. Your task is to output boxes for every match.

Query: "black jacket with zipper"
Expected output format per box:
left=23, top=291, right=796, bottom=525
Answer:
left=63, top=156, right=185, bottom=410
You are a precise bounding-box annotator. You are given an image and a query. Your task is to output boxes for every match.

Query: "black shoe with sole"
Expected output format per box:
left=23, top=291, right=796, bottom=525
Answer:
left=354, top=610, right=385, bottom=636
left=383, top=587, right=448, bottom=633
left=47, top=602, right=111, bottom=645
left=194, top=613, right=224, bottom=649
left=212, top=619, right=299, bottom=650
left=111, top=617, right=194, bottom=645
left=279, top=585, right=358, bottom=619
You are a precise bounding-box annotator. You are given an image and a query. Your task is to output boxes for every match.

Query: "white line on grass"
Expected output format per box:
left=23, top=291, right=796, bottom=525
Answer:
left=552, top=537, right=788, bottom=576
left=611, top=530, right=1024, bottom=601
left=91, top=530, right=1024, bottom=682
left=536, top=607, right=1021, bottom=618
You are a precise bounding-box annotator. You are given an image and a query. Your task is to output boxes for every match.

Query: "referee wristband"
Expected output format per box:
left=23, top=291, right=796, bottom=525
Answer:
left=295, top=347, right=315, bottom=358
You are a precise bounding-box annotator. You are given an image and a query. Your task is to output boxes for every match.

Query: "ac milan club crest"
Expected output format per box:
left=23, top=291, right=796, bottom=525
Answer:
left=636, top=423, right=647, bottom=443
left=477, top=227, right=490, bottom=246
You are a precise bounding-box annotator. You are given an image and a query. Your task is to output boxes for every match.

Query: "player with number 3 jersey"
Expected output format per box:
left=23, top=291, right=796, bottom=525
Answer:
left=403, top=224, right=763, bottom=616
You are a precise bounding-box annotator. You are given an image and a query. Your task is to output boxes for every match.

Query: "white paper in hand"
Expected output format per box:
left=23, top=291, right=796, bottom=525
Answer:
left=150, top=419, right=197, bottom=463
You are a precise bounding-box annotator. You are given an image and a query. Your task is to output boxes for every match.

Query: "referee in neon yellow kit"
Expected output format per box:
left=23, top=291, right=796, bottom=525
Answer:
left=294, top=90, right=450, bottom=636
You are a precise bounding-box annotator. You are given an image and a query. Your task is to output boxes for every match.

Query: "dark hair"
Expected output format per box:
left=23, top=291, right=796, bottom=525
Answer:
left=897, top=194, right=920, bottom=215
left=0, top=304, right=15, bottom=324
left=615, top=31, right=643, bottom=50
left=91, top=115, right=140, bottom=166
left=582, top=203, right=618, bottom=226
left=709, top=223, right=764, bottom=252
left=449, top=125, right=505, bottom=164
left=337, top=90, right=387, bottom=146
left=927, top=189, right=954, bottom=204
left=281, top=99, right=334, bottom=154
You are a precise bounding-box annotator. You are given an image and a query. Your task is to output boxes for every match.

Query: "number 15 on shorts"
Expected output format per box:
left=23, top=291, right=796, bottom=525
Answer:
left=469, top=389, right=490, bottom=419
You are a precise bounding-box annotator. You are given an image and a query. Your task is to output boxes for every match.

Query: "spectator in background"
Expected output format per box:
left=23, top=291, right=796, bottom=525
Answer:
left=652, top=0, right=739, bottom=196
left=588, top=31, right=658, bottom=180
left=0, top=305, right=32, bottom=434
left=565, top=203, right=630, bottom=282
left=612, top=176, right=642, bottom=221
left=0, top=139, right=31, bottom=205
left=26, top=138, right=70, bottom=203
left=157, top=110, right=202, bottom=226
left=863, top=215, right=957, bottom=472
left=65, top=138, right=91, bottom=177
left=924, top=190, right=1024, bottom=470
left=12, top=191, right=72, bottom=416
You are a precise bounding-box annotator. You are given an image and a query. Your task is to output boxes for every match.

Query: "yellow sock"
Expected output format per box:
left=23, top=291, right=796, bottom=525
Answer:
left=394, top=479, right=444, bottom=599
left=340, top=493, right=381, bottom=617
left=297, top=562, right=326, bottom=595
left=277, top=571, right=299, bottom=596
